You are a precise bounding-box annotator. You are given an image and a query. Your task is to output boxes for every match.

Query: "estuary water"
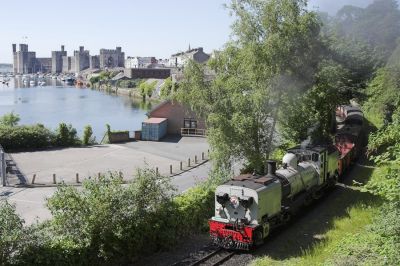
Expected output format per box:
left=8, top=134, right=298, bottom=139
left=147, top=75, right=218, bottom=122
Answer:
left=0, top=78, right=151, bottom=140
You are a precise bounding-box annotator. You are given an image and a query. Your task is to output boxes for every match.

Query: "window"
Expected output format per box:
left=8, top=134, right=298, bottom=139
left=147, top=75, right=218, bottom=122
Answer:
left=184, top=118, right=197, bottom=129
left=312, top=153, right=319, bottom=162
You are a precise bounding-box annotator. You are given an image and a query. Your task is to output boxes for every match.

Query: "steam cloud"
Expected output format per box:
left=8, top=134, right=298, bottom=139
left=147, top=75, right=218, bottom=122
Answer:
left=308, top=0, right=375, bottom=14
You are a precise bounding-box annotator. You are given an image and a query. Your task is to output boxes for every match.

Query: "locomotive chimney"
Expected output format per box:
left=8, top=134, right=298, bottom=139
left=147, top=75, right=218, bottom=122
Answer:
left=266, top=160, right=277, bottom=176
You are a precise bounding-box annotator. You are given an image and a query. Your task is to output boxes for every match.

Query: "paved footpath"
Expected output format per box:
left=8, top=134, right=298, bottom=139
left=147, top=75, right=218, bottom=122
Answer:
left=0, top=161, right=212, bottom=225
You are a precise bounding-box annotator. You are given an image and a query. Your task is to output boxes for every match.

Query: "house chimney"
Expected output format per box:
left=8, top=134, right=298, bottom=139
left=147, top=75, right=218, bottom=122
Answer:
left=12, top=44, right=16, bottom=53
left=61, top=45, right=65, bottom=52
left=79, top=46, right=84, bottom=52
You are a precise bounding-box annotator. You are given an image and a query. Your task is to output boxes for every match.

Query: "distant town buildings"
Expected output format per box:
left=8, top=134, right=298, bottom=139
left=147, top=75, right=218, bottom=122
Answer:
left=125, top=56, right=157, bottom=68
left=169, top=47, right=210, bottom=68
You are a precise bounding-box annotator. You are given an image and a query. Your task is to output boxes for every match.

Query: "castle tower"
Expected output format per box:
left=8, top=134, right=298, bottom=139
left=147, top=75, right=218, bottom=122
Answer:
left=12, top=44, right=17, bottom=74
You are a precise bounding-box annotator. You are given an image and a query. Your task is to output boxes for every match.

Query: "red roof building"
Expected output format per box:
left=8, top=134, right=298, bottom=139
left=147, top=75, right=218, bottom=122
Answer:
left=147, top=100, right=206, bottom=136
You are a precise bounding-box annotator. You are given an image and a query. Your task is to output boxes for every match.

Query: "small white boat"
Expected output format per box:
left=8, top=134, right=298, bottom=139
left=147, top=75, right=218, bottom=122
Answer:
left=30, top=80, right=35, bottom=86
left=38, top=81, right=46, bottom=86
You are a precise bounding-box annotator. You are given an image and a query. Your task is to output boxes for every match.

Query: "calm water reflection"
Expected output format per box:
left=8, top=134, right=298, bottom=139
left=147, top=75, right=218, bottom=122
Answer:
left=0, top=78, right=152, bottom=140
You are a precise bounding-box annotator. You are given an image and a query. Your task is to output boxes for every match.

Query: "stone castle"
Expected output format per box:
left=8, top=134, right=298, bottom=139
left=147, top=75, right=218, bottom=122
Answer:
left=12, top=44, right=211, bottom=77
left=12, top=44, right=125, bottom=74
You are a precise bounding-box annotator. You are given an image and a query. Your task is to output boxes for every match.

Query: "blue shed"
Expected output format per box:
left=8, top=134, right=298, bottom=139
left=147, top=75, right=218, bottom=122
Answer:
left=141, top=118, right=168, bottom=141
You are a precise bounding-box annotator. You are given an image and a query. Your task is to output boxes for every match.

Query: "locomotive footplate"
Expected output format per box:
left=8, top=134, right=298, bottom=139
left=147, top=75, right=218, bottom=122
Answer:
left=209, top=220, right=255, bottom=250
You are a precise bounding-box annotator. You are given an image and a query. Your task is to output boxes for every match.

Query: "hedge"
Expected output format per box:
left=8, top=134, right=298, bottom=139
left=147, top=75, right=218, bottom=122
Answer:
left=0, top=125, right=55, bottom=151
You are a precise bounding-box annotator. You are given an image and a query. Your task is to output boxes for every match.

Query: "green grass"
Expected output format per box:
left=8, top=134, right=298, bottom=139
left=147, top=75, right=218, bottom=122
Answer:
left=252, top=165, right=383, bottom=266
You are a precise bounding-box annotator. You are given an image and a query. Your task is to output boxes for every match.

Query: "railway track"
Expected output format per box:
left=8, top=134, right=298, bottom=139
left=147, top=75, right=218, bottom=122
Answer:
left=173, top=247, right=236, bottom=266
left=191, top=248, right=235, bottom=266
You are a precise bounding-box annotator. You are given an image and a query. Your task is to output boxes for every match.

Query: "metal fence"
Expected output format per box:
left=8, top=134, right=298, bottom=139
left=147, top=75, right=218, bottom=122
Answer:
left=0, top=144, right=6, bottom=186
left=181, top=128, right=206, bottom=137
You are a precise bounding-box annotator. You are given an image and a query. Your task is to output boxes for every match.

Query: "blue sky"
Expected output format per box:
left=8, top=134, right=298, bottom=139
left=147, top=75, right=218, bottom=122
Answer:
left=0, top=0, right=374, bottom=63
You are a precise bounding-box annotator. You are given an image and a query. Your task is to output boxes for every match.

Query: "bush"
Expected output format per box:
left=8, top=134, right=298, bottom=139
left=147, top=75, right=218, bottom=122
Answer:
left=0, top=166, right=230, bottom=265
left=89, top=76, right=100, bottom=84
left=175, top=167, right=230, bottom=234
left=0, top=124, right=55, bottom=151
left=82, top=125, right=95, bottom=145
left=117, top=79, right=142, bottom=88
left=0, top=202, right=26, bottom=265
left=44, top=168, right=177, bottom=264
left=55, top=123, right=80, bottom=147
left=0, top=112, right=20, bottom=127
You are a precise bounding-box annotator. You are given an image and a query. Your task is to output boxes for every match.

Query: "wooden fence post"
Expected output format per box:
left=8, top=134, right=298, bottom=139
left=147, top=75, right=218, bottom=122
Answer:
left=76, top=173, right=80, bottom=183
left=53, top=174, right=56, bottom=184
left=188, top=158, right=191, bottom=167
left=32, top=174, right=36, bottom=184
left=202, top=152, right=205, bottom=160
left=180, top=161, right=183, bottom=171
left=170, top=165, right=173, bottom=174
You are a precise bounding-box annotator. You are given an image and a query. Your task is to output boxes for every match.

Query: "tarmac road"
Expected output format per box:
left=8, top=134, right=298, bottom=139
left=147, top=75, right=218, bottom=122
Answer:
left=0, top=160, right=213, bottom=225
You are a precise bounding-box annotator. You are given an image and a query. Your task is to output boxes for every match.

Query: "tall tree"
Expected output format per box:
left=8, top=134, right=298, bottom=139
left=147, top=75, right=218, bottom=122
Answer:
left=177, top=0, right=322, bottom=172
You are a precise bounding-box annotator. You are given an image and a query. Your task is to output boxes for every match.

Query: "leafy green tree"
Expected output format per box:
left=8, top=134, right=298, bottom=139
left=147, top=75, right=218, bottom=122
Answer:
left=0, top=112, right=20, bottom=127
left=177, top=0, right=322, bottom=172
left=160, top=77, right=173, bottom=99
left=139, top=81, right=147, bottom=101
left=146, top=80, right=157, bottom=98
left=281, top=60, right=352, bottom=143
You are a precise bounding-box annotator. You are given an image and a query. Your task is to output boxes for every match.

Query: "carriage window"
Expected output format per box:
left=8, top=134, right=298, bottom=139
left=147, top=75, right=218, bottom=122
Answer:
left=312, top=153, right=319, bottom=162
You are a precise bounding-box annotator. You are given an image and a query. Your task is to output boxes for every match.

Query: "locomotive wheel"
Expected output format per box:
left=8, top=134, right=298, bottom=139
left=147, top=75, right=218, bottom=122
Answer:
left=304, top=194, right=314, bottom=206
left=253, top=230, right=264, bottom=247
left=281, top=212, right=291, bottom=224
left=312, top=190, right=322, bottom=200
